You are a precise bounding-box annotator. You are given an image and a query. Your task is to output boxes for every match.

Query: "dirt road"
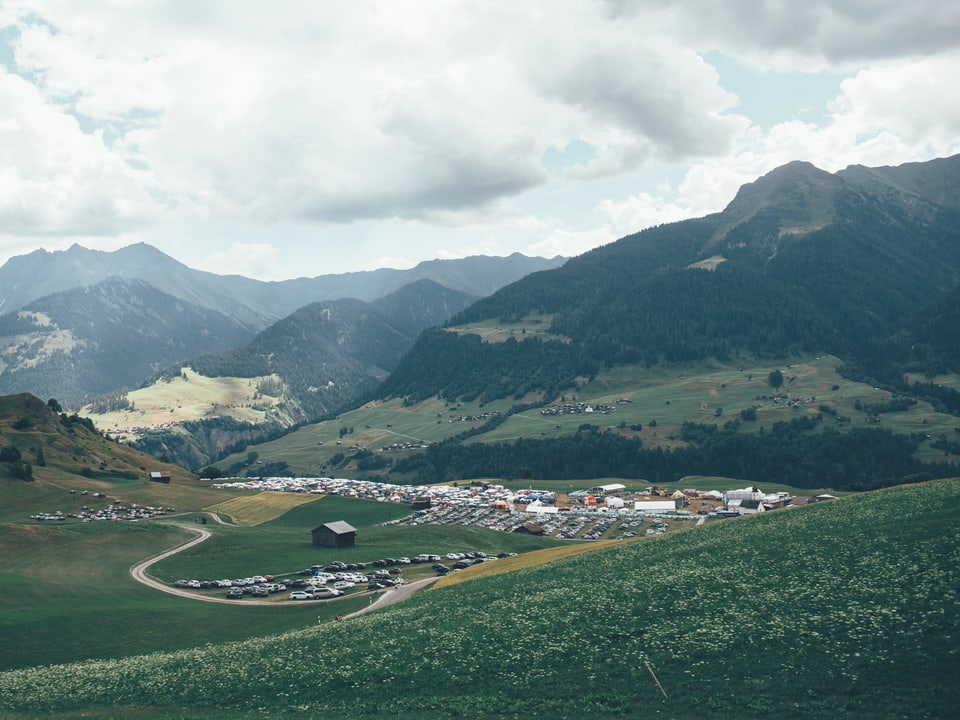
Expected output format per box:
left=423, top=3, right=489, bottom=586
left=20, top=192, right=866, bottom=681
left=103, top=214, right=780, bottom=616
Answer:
left=129, top=521, right=438, bottom=611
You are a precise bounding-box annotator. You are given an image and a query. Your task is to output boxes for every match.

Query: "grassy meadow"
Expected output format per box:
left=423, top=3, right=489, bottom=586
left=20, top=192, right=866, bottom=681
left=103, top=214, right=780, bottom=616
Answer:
left=82, top=367, right=282, bottom=440
left=0, top=484, right=559, bottom=672
left=1, top=477, right=956, bottom=719
left=211, top=354, right=959, bottom=478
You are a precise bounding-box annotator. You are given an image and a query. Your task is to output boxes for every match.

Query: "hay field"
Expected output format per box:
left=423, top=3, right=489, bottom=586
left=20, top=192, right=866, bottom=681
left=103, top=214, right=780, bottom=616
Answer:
left=204, top=492, right=321, bottom=526
left=83, top=368, right=281, bottom=439
left=431, top=538, right=626, bottom=589
left=445, top=313, right=569, bottom=343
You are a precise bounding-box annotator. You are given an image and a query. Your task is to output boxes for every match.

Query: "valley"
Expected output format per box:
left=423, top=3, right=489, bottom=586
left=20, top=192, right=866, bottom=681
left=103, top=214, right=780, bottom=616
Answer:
left=1, top=155, right=959, bottom=718
left=210, top=354, right=959, bottom=480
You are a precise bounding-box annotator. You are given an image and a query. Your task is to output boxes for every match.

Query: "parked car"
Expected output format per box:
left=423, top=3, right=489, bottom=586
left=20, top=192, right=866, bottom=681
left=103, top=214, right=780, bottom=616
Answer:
left=310, top=587, right=343, bottom=598
left=289, top=590, right=312, bottom=600
left=226, top=587, right=245, bottom=599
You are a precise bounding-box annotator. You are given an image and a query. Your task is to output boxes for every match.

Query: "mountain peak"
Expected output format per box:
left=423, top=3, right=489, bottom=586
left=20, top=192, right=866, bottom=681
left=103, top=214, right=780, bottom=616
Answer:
left=711, top=160, right=844, bottom=244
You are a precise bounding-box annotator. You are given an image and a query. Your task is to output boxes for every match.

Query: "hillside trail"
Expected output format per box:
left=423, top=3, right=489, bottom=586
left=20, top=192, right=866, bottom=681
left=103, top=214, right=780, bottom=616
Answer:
left=129, top=517, right=439, bottom=611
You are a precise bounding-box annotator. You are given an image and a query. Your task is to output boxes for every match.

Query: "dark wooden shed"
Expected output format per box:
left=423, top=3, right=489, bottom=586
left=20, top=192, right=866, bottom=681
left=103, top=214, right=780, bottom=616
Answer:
left=312, top=521, right=357, bottom=548
left=513, top=523, right=545, bottom=535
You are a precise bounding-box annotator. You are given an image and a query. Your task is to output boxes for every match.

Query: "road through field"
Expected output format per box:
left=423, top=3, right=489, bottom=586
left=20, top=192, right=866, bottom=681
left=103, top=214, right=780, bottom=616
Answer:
left=129, top=519, right=438, bottom=611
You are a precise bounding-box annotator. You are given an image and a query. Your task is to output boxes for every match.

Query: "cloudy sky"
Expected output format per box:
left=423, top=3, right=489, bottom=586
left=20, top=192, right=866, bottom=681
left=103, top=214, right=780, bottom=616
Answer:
left=1, top=1, right=958, bottom=280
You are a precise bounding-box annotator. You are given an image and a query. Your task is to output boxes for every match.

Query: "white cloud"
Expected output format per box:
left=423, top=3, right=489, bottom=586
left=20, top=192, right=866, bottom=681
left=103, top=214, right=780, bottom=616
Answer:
left=0, top=1, right=957, bottom=277
left=0, top=67, right=152, bottom=236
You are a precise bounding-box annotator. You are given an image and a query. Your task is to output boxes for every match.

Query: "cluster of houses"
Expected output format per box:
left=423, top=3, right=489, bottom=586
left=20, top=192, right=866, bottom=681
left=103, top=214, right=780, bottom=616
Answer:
left=447, top=410, right=501, bottom=423
left=540, top=402, right=617, bottom=416
left=379, top=441, right=428, bottom=452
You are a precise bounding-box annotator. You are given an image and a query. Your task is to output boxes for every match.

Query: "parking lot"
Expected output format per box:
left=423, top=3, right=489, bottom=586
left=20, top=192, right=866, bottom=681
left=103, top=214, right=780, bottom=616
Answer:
left=382, top=504, right=675, bottom=541
left=169, top=553, right=495, bottom=602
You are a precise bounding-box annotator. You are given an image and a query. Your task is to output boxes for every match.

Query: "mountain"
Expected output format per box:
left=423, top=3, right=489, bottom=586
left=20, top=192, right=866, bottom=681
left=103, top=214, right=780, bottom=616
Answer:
left=0, top=242, right=565, bottom=327
left=0, top=277, right=254, bottom=404
left=186, top=279, right=477, bottom=422
left=0, top=244, right=561, bottom=406
left=117, top=280, right=479, bottom=468
left=382, top=155, right=960, bottom=405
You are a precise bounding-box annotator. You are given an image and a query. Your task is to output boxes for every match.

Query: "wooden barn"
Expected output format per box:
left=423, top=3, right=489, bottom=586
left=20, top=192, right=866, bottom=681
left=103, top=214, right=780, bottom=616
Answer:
left=149, top=471, right=171, bottom=484
left=312, top=521, right=357, bottom=548
left=411, top=495, right=432, bottom=510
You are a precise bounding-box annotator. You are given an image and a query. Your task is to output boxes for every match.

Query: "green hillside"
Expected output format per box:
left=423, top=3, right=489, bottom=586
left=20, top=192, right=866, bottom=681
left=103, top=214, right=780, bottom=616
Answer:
left=212, top=355, right=959, bottom=486
left=2, top=478, right=957, bottom=719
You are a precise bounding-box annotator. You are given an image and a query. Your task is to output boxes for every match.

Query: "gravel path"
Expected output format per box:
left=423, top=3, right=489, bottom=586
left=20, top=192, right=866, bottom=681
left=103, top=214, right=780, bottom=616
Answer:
left=129, top=520, right=439, bottom=611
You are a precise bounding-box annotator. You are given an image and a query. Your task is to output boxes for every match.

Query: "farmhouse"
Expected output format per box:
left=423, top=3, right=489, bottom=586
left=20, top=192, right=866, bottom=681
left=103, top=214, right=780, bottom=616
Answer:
left=149, top=471, right=171, bottom=484
left=736, top=499, right=766, bottom=515
left=311, top=521, right=357, bottom=548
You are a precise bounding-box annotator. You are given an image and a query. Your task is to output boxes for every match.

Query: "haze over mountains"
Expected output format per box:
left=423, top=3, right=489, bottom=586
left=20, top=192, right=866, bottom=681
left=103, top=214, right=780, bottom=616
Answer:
left=0, top=247, right=565, bottom=405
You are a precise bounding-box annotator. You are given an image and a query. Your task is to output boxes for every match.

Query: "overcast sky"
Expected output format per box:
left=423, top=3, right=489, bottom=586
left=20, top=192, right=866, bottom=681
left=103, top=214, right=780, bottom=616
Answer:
left=1, top=1, right=958, bottom=280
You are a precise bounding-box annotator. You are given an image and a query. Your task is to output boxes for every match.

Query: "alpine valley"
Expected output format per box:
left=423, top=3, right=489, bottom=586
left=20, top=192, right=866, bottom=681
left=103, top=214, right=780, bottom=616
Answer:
left=1, top=156, right=959, bottom=483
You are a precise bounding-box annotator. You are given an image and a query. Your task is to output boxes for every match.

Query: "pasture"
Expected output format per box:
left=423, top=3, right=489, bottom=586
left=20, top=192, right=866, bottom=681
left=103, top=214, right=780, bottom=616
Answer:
left=203, top=491, right=319, bottom=526
left=214, top=353, right=958, bottom=479
left=82, top=367, right=282, bottom=439
left=2, top=477, right=956, bottom=719
left=444, top=313, right=570, bottom=343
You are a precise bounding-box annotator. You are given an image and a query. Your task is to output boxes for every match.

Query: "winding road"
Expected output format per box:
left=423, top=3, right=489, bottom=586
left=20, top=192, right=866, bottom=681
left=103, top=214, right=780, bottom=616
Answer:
left=129, top=519, right=439, bottom=614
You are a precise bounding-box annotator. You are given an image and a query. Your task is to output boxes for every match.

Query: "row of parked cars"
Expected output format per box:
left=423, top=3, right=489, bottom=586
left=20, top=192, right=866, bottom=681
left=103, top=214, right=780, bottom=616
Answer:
left=173, top=575, right=275, bottom=590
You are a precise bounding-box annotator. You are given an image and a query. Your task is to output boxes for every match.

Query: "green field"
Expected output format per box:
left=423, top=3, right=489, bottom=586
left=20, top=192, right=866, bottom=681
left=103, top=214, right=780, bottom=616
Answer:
left=213, top=355, right=960, bottom=478
left=0, top=487, right=560, bottom=672
left=2, top=478, right=957, bottom=719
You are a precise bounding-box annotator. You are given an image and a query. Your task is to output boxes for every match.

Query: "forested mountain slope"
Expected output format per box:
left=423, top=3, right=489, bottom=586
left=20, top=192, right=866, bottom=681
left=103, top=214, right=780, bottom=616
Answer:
left=383, top=156, right=960, bottom=404
left=0, top=277, right=253, bottom=404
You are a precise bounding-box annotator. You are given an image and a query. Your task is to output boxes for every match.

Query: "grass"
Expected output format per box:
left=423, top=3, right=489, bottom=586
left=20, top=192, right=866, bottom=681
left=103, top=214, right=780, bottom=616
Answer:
left=0, top=484, right=560, bottom=673
left=203, top=491, right=320, bottom=526
left=209, top=354, right=960, bottom=478
left=0, top=520, right=330, bottom=671
left=2, top=477, right=956, bottom=719
left=82, top=367, right=282, bottom=440
left=444, top=313, right=569, bottom=343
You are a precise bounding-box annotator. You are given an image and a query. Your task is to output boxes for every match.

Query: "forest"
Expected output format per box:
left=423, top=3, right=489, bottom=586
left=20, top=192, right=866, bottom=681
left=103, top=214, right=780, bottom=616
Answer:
left=387, top=417, right=951, bottom=490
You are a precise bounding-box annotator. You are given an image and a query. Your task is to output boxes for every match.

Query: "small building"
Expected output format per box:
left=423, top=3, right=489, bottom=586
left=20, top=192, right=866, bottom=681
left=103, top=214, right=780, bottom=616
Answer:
left=411, top=495, right=432, bottom=510
left=736, top=499, right=766, bottom=515
left=634, top=499, right=679, bottom=513
left=311, top=521, right=357, bottom=548
left=514, top=523, right=545, bottom=535
left=149, top=471, right=171, bottom=484
left=587, top=483, right=626, bottom=497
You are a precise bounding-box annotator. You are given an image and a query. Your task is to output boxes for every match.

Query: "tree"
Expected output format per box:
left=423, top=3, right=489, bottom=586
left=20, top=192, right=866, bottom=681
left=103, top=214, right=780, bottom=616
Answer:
left=47, top=398, right=63, bottom=413
left=199, top=466, right=223, bottom=479
left=768, top=369, right=784, bottom=388
left=0, top=445, right=22, bottom=462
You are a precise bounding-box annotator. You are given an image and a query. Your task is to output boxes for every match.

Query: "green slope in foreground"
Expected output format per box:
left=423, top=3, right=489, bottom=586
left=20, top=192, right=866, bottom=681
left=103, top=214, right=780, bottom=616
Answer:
left=2, top=478, right=958, bottom=720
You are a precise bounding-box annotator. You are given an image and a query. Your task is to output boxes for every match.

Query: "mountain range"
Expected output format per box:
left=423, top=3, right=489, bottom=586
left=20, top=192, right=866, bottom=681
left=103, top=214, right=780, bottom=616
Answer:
left=2, top=154, right=958, bottom=477
left=0, top=247, right=565, bottom=406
